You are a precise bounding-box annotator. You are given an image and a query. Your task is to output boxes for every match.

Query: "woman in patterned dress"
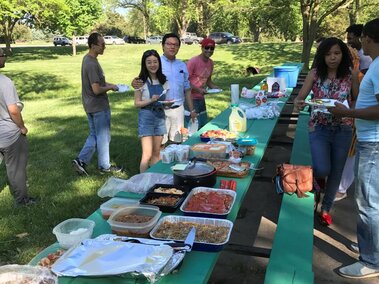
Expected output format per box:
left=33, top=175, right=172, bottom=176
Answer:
left=295, top=37, right=359, bottom=226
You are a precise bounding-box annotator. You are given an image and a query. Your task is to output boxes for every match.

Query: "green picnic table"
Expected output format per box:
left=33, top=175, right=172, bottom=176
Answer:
left=30, top=64, right=304, bottom=283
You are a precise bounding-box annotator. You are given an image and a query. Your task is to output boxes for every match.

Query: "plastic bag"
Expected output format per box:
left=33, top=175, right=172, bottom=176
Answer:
left=244, top=103, right=281, bottom=120
left=187, top=118, right=199, bottom=136
left=97, top=173, right=174, bottom=197
left=0, top=264, right=57, bottom=284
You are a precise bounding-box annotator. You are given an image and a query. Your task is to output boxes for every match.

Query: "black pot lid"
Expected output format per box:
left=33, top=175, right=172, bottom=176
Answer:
left=174, top=160, right=215, bottom=177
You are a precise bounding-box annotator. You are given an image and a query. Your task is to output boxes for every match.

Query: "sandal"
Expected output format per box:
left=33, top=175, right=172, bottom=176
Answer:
left=319, top=212, right=332, bottom=226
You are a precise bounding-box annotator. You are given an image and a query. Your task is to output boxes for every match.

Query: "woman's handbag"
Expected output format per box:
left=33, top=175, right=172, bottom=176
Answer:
left=275, top=164, right=313, bottom=198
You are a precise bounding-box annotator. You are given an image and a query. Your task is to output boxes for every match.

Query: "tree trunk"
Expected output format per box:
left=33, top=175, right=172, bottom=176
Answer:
left=249, top=20, right=260, bottom=42
left=300, top=0, right=320, bottom=70
left=2, top=17, right=15, bottom=55
left=348, top=0, right=360, bottom=25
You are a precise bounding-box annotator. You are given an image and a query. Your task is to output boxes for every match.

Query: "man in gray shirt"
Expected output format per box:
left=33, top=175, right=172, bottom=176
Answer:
left=72, top=33, right=122, bottom=175
left=0, top=48, right=36, bottom=206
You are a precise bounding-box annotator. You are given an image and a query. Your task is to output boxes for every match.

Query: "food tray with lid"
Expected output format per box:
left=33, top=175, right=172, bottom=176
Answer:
left=150, top=215, right=233, bottom=252
left=190, top=143, right=227, bottom=159
left=180, top=187, right=236, bottom=218
left=140, top=192, right=186, bottom=213
left=100, top=197, right=140, bottom=219
left=107, top=204, right=161, bottom=237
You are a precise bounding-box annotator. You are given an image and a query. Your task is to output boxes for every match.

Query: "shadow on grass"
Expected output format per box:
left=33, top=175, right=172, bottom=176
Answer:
left=221, top=42, right=303, bottom=65
left=2, top=71, right=70, bottom=100
left=7, top=46, right=88, bottom=62
left=0, top=107, right=141, bottom=263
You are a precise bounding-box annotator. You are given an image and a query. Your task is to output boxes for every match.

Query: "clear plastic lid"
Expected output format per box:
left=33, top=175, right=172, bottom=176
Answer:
left=107, top=204, right=161, bottom=229
left=100, top=197, right=139, bottom=212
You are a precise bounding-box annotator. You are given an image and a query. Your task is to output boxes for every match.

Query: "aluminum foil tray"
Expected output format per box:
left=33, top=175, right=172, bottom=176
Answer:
left=180, top=187, right=236, bottom=219
left=150, top=215, right=233, bottom=252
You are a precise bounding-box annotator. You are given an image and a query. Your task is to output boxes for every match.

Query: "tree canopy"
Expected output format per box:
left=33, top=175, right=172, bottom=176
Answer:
left=1, top=0, right=378, bottom=67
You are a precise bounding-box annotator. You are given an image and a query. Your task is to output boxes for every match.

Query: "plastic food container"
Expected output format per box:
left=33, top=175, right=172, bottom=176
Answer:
left=150, top=215, right=233, bottom=252
left=53, top=218, right=95, bottom=249
left=100, top=197, right=140, bottom=219
left=191, top=143, right=227, bottom=159
left=236, top=138, right=257, bottom=156
left=140, top=192, right=185, bottom=213
left=180, top=187, right=236, bottom=218
left=160, top=148, right=175, bottom=164
left=107, top=205, right=161, bottom=237
left=147, top=184, right=188, bottom=196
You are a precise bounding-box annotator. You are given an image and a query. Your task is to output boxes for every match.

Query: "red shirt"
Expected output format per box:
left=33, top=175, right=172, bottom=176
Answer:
left=186, top=55, right=214, bottom=100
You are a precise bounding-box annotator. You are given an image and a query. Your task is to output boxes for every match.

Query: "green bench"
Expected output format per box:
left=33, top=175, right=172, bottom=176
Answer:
left=265, top=110, right=314, bottom=284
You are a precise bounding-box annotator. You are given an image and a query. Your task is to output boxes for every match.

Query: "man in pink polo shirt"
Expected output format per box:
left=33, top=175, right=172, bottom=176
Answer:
left=185, top=38, right=220, bottom=128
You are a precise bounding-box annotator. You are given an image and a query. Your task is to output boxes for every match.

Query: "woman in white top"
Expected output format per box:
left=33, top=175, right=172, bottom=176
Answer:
left=134, top=50, right=169, bottom=172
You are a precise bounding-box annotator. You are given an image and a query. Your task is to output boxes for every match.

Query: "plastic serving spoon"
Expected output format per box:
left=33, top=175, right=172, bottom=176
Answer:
left=158, top=89, right=169, bottom=99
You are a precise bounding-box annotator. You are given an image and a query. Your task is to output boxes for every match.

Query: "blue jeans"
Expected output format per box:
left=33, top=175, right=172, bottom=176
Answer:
left=78, top=109, right=111, bottom=169
left=309, top=125, right=352, bottom=212
left=355, top=142, right=379, bottom=268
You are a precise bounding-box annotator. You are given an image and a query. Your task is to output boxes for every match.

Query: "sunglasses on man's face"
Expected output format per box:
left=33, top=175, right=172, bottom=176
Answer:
left=0, top=54, right=7, bottom=58
left=204, top=46, right=215, bottom=51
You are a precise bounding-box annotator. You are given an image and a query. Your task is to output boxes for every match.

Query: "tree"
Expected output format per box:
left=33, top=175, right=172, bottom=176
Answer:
left=63, top=0, right=103, bottom=36
left=299, top=0, right=353, bottom=70
left=0, top=0, right=68, bottom=53
left=117, top=0, right=154, bottom=38
left=95, top=11, right=129, bottom=37
left=12, top=23, right=32, bottom=42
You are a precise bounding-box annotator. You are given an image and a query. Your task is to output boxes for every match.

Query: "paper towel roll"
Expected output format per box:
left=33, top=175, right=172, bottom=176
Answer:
left=231, top=84, right=239, bottom=104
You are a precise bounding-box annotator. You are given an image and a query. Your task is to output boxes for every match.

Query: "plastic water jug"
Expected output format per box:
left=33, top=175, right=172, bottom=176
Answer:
left=229, top=105, right=247, bottom=133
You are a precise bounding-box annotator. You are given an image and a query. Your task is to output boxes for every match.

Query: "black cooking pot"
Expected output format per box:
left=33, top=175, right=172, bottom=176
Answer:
left=173, top=158, right=217, bottom=189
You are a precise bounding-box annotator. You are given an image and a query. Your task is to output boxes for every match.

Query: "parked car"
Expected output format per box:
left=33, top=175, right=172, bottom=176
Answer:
left=123, top=35, right=146, bottom=44
left=74, top=36, right=88, bottom=46
left=103, top=35, right=125, bottom=45
left=180, top=32, right=203, bottom=45
left=146, top=35, right=163, bottom=44
left=53, top=37, right=72, bottom=46
left=208, top=32, right=241, bottom=44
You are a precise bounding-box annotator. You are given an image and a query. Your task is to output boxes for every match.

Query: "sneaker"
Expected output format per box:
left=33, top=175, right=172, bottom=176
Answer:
left=348, top=242, right=359, bottom=254
left=16, top=196, right=38, bottom=207
left=72, top=158, right=89, bottom=176
left=338, top=261, right=379, bottom=279
left=334, top=192, right=347, bottom=202
left=99, top=165, right=123, bottom=174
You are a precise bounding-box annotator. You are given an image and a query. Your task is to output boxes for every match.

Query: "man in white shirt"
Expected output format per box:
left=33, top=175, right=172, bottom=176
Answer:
left=132, top=33, right=197, bottom=145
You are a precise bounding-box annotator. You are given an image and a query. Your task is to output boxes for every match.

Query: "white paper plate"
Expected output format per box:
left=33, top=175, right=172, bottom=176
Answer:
left=116, top=84, right=129, bottom=93
left=206, top=89, right=223, bottom=94
left=159, top=99, right=179, bottom=106
left=305, top=99, right=338, bottom=108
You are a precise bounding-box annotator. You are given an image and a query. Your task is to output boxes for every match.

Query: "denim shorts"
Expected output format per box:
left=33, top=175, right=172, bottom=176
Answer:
left=138, top=108, right=166, bottom=137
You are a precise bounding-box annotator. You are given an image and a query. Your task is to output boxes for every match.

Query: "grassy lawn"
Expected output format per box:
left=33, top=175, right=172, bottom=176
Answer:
left=0, top=42, right=305, bottom=264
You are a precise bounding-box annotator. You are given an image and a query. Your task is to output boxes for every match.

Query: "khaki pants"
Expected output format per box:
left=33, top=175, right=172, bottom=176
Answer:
left=162, top=105, right=184, bottom=144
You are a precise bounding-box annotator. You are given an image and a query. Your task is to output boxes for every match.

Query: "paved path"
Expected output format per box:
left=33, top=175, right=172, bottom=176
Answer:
left=209, top=87, right=378, bottom=283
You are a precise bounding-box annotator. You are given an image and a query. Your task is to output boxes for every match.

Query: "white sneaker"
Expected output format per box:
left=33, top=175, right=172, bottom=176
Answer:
left=334, top=192, right=347, bottom=202
left=338, top=261, right=379, bottom=279
left=349, top=242, right=359, bottom=254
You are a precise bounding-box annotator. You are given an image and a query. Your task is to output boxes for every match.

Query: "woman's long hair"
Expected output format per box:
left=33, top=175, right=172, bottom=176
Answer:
left=313, top=37, right=353, bottom=82
left=138, top=49, right=166, bottom=85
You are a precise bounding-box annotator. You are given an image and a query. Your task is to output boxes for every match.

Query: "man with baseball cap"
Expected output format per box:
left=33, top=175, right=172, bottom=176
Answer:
left=185, top=38, right=220, bottom=128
